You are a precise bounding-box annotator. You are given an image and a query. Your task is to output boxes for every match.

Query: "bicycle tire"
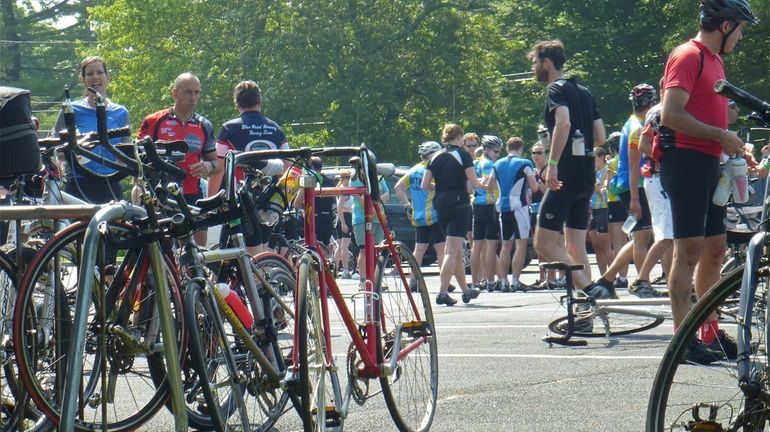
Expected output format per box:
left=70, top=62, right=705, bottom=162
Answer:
left=375, top=243, right=438, bottom=432
left=547, top=309, right=665, bottom=338
left=646, top=265, right=759, bottom=431
left=297, top=255, right=343, bottom=432
left=13, top=221, right=185, bottom=432
left=184, top=281, right=255, bottom=432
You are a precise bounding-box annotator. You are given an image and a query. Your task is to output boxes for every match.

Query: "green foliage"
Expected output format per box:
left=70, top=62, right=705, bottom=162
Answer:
left=4, top=0, right=768, bottom=164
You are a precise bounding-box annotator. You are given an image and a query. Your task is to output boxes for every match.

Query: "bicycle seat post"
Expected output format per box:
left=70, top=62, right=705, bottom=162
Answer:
left=540, top=261, right=587, bottom=347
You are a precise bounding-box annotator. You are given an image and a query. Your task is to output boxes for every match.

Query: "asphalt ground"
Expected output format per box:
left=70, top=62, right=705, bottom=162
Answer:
left=137, top=258, right=672, bottom=431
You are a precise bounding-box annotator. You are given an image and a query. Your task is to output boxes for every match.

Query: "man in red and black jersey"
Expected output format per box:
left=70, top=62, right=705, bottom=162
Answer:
left=659, top=0, right=756, bottom=364
left=138, top=73, right=217, bottom=245
left=211, top=80, right=290, bottom=254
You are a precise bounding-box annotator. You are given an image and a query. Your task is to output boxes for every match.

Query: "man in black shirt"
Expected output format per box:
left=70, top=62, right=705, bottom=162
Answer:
left=528, top=39, right=609, bottom=301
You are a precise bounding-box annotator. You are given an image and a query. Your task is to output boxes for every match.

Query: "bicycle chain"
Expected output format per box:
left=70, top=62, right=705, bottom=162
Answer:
left=347, top=342, right=369, bottom=405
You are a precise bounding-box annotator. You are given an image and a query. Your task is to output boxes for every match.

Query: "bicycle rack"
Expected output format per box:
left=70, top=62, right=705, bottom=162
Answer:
left=541, top=261, right=589, bottom=347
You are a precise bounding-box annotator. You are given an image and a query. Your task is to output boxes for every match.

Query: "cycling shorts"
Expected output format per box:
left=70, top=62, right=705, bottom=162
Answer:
left=438, top=206, right=472, bottom=238
left=607, top=200, right=628, bottom=224
left=415, top=224, right=445, bottom=245
left=472, top=204, right=500, bottom=240
left=537, top=187, right=592, bottom=232
left=619, top=188, right=653, bottom=232
left=501, top=207, right=531, bottom=240
left=589, top=208, right=609, bottom=233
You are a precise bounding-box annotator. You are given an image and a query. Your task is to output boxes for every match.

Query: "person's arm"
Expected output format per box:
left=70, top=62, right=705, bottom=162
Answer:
left=526, top=172, right=539, bottom=192
left=465, top=167, right=483, bottom=189
left=628, top=132, right=642, bottom=220
left=394, top=175, right=410, bottom=207
left=486, top=169, right=497, bottom=193
left=593, top=118, right=606, bottom=147
left=638, top=130, right=653, bottom=157
left=421, top=169, right=434, bottom=191
left=546, top=106, right=570, bottom=190
left=661, top=87, right=743, bottom=156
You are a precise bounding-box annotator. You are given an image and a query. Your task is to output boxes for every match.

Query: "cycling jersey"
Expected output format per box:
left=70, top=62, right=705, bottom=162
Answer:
left=616, top=114, right=645, bottom=191
left=55, top=98, right=130, bottom=177
left=661, top=39, right=727, bottom=157
left=591, top=166, right=609, bottom=209
left=427, top=145, right=473, bottom=210
left=138, top=108, right=215, bottom=195
left=473, top=156, right=499, bottom=205
left=401, top=162, right=438, bottom=227
left=351, top=178, right=389, bottom=226
left=215, top=111, right=289, bottom=182
left=493, top=155, right=535, bottom=212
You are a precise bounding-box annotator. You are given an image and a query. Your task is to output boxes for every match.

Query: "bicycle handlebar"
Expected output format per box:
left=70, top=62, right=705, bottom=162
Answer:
left=715, top=80, right=770, bottom=126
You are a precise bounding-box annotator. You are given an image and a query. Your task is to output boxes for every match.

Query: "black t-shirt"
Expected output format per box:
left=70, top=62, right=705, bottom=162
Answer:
left=427, top=145, right=474, bottom=210
left=544, top=78, right=600, bottom=191
left=316, top=174, right=336, bottom=215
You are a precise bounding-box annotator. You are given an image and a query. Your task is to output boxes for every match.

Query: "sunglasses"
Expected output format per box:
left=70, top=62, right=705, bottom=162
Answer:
left=465, top=144, right=478, bottom=148
left=531, top=151, right=544, bottom=155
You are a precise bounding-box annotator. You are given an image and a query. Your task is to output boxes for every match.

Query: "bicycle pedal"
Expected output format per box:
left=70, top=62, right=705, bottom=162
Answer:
left=402, top=320, right=431, bottom=338
left=324, top=406, right=342, bottom=427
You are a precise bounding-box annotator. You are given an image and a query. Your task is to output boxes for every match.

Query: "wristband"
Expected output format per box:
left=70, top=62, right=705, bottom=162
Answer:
left=548, top=159, right=559, bottom=166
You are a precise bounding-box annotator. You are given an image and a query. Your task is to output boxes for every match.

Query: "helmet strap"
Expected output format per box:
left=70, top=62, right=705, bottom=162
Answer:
left=720, top=20, right=738, bottom=54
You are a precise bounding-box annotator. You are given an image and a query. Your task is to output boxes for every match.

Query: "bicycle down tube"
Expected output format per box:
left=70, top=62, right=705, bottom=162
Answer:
left=59, top=202, right=188, bottom=432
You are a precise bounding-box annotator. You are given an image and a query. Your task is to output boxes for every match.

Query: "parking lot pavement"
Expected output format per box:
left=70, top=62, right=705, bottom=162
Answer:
left=147, top=260, right=671, bottom=431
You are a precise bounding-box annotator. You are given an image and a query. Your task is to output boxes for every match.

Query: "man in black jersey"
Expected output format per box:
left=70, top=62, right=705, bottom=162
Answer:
left=528, top=39, right=609, bottom=301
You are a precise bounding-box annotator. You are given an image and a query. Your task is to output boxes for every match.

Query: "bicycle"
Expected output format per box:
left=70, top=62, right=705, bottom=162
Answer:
left=646, top=79, right=770, bottom=431
left=236, top=145, right=438, bottom=431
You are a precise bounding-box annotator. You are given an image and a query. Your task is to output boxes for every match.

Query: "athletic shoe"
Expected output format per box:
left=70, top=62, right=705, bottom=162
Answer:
left=651, top=274, right=667, bottom=285
left=557, top=303, right=594, bottom=333
left=583, top=283, right=613, bottom=300
left=462, top=288, right=480, bottom=304
left=551, top=277, right=567, bottom=288
left=488, top=281, right=499, bottom=292
left=435, top=293, right=457, bottom=306
left=593, top=278, right=617, bottom=299
left=512, top=281, right=533, bottom=292
left=681, top=339, right=725, bottom=365
left=478, top=280, right=488, bottom=292
left=501, top=283, right=511, bottom=293
left=613, top=278, right=629, bottom=289
left=706, top=329, right=738, bottom=360
left=494, top=281, right=503, bottom=292
left=630, top=280, right=666, bottom=298
left=447, top=284, right=457, bottom=293
left=341, top=271, right=351, bottom=279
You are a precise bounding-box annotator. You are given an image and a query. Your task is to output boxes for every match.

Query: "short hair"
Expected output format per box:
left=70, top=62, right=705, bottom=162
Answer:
left=528, top=40, right=566, bottom=71
left=310, top=156, right=323, bottom=171
left=531, top=142, right=544, bottom=152
left=442, top=123, right=464, bottom=143
left=463, top=132, right=479, bottom=143
left=79, top=56, right=108, bottom=78
left=234, top=80, right=262, bottom=108
left=593, top=147, right=607, bottom=158
left=506, top=137, right=524, bottom=152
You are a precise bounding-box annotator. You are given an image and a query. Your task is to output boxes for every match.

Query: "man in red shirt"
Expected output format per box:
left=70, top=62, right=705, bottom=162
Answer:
left=660, top=0, right=755, bottom=364
left=138, top=72, right=218, bottom=245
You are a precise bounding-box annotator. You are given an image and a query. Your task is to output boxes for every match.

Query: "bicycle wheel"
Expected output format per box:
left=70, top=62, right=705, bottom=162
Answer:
left=547, top=307, right=665, bottom=338
left=14, top=221, right=185, bottom=432
left=646, top=265, right=760, bottom=431
left=297, top=255, right=343, bottom=432
left=375, top=243, right=438, bottom=432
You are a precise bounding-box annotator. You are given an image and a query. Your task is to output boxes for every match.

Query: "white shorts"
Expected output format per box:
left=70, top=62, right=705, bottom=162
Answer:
left=500, top=206, right=531, bottom=241
left=644, top=175, right=673, bottom=241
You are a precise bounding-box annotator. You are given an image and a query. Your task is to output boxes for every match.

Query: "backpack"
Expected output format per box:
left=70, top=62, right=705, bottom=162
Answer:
left=0, top=87, right=41, bottom=178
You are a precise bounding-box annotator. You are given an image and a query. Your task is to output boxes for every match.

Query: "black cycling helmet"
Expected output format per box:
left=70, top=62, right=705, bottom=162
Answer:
left=701, top=0, right=757, bottom=53
left=701, top=0, right=758, bottom=26
left=481, top=135, right=503, bottom=150
left=630, top=84, right=658, bottom=110
left=606, top=132, right=622, bottom=156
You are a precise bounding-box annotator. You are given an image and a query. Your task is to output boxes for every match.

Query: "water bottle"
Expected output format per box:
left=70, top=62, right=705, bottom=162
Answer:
left=258, top=166, right=302, bottom=226
left=621, top=214, right=638, bottom=235
left=712, top=160, right=734, bottom=207
left=729, top=157, right=749, bottom=204
left=214, top=283, right=254, bottom=329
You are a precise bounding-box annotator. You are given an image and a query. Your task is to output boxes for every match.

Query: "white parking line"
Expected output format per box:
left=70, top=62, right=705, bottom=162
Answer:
left=437, top=353, right=663, bottom=360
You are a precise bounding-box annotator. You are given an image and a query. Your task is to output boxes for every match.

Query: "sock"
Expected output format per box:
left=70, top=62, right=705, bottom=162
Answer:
left=699, top=320, right=720, bottom=345
left=617, top=276, right=627, bottom=283
left=599, top=277, right=613, bottom=286
left=511, top=277, right=519, bottom=286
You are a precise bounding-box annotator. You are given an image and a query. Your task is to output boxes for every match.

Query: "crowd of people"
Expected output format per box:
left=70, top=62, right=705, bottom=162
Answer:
left=21, top=0, right=760, bottom=366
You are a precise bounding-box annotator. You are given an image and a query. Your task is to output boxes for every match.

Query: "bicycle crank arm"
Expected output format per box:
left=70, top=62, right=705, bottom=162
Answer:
left=542, top=335, right=588, bottom=347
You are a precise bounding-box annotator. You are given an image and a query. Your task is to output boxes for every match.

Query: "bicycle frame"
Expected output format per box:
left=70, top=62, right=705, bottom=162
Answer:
left=291, top=172, right=425, bottom=382
left=59, top=202, right=188, bottom=432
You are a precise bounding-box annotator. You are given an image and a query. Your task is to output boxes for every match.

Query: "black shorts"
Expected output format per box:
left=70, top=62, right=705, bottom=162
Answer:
left=437, top=206, right=472, bottom=238
left=537, top=186, right=592, bottom=232
left=64, top=178, right=123, bottom=204
left=500, top=208, right=531, bottom=240
left=660, top=147, right=725, bottom=239
left=607, top=200, right=628, bottom=224
left=472, top=204, right=500, bottom=240
left=184, top=192, right=204, bottom=206
left=619, top=188, right=653, bottom=232
left=416, top=224, right=445, bottom=245
left=219, top=221, right=273, bottom=248
left=316, top=213, right=334, bottom=245
left=336, top=212, right=353, bottom=238
left=589, top=208, right=609, bottom=233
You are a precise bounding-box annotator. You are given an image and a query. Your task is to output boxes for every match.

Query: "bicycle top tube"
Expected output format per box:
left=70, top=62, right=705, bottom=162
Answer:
left=0, top=203, right=102, bottom=221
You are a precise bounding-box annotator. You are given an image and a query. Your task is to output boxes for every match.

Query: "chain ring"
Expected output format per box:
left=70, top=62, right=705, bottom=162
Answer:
left=346, top=342, right=369, bottom=405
